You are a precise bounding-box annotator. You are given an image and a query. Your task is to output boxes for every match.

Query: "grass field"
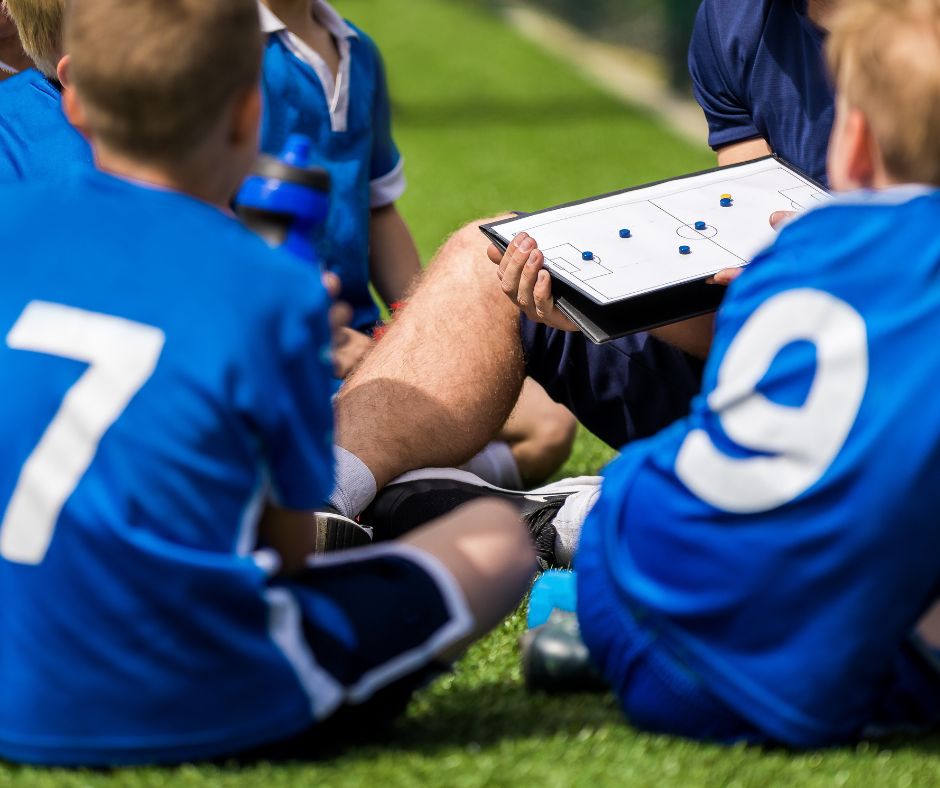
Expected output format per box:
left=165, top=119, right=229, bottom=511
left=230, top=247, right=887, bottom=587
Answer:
left=4, top=1, right=940, bottom=785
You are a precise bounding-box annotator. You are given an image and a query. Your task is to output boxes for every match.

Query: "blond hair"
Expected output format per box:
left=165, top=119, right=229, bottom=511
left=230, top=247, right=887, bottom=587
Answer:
left=65, top=0, right=262, bottom=162
left=2, top=0, right=65, bottom=78
left=827, top=0, right=940, bottom=185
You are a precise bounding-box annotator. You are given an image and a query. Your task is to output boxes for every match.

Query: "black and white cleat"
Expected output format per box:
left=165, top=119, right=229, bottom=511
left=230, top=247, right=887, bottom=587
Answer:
left=362, top=468, right=601, bottom=568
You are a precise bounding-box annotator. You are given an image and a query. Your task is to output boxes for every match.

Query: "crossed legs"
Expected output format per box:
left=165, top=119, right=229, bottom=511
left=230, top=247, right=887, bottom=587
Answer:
left=335, top=218, right=537, bottom=491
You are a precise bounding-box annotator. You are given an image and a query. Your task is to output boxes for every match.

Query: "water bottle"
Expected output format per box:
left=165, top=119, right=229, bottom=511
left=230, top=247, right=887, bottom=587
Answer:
left=235, top=134, right=331, bottom=266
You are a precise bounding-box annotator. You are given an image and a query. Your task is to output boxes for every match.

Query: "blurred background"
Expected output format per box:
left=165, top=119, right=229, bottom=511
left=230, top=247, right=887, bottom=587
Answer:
left=490, top=0, right=700, bottom=91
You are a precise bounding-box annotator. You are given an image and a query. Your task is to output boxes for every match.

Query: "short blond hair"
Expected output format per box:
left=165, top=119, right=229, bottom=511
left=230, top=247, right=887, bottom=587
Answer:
left=2, top=0, right=65, bottom=78
left=827, top=0, right=940, bottom=185
left=65, top=0, right=262, bottom=162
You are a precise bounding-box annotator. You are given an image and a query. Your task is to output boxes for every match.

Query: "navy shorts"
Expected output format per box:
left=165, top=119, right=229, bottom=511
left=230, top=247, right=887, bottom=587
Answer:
left=520, top=316, right=704, bottom=449
left=576, top=522, right=940, bottom=747
left=238, top=544, right=472, bottom=761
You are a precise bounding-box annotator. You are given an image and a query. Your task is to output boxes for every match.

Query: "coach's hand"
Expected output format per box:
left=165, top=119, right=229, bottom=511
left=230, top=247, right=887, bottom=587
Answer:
left=488, top=233, right=579, bottom=332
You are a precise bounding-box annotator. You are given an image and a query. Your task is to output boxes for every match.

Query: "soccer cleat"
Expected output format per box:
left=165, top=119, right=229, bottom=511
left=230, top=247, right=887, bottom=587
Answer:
left=361, top=468, right=600, bottom=568
left=312, top=510, right=374, bottom=553
left=521, top=610, right=608, bottom=694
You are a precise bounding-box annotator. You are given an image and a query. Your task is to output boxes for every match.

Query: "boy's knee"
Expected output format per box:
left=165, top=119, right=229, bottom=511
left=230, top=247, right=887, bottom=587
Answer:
left=535, top=406, right=578, bottom=458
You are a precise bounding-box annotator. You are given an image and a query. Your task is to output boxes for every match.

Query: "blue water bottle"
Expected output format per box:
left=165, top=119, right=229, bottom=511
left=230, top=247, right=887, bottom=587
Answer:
left=235, top=134, right=331, bottom=266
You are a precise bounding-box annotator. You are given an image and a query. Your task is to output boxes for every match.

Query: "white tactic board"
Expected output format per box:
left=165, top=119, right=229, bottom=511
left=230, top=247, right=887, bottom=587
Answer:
left=487, top=157, right=830, bottom=306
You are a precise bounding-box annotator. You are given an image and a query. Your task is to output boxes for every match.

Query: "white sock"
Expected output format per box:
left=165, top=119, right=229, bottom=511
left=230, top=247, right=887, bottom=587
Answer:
left=460, top=441, right=522, bottom=490
left=550, top=480, right=603, bottom=566
left=328, top=446, right=377, bottom=518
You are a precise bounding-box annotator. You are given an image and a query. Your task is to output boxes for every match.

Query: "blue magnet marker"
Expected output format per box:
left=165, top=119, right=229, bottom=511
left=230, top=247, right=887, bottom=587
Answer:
left=695, top=221, right=707, bottom=230
left=582, top=251, right=594, bottom=261
left=619, top=228, right=632, bottom=238
left=679, top=245, right=691, bottom=255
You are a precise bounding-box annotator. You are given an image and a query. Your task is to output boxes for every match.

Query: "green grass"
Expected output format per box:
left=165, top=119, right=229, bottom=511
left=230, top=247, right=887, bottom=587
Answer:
left=5, top=1, right=940, bottom=785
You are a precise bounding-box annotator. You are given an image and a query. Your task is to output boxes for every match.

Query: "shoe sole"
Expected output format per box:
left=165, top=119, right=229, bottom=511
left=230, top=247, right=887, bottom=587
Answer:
left=313, top=512, right=374, bottom=553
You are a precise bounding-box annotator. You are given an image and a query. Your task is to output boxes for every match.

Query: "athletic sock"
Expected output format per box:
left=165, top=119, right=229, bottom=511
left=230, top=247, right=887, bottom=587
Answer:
left=459, top=441, right=523, bottom=490
left=328, top=446, right=377, bottom=518
left=551, top=481, right=602, bottom=565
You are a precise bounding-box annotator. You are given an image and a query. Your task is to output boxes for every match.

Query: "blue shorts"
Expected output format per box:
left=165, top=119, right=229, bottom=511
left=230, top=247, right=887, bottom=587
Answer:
left=520, top=317, right=703, bottom=449
left=238, top=544, right=471, bottom=761
left=576, top=522, right=940, bottom=746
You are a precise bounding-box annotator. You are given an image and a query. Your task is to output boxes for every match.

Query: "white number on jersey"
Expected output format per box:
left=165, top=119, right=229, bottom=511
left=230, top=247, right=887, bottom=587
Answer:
left=1, top=302, right=165, bottom=565
left=676, top=288, right=868, bottom=514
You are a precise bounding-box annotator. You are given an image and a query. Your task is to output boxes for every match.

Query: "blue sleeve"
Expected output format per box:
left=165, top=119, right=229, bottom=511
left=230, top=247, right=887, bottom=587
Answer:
left=688, top=0, right=762, bottom=151
left=244, top=262, right=335, bottom=511
left=364, top=35, right=405, bottom=206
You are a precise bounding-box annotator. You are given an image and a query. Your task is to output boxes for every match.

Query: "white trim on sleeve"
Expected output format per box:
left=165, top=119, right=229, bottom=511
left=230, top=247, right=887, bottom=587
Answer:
left=369, top=157, right=406, bottom=208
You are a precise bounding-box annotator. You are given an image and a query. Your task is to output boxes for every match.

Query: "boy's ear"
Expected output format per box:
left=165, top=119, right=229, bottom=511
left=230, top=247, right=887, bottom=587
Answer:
left=61, top=83, right=91, bottom=140
left=843, top=107, right=879, bottom=188
left=56, top=54, right=71, bottom=88
left=230, top=84, right=262, bottom=148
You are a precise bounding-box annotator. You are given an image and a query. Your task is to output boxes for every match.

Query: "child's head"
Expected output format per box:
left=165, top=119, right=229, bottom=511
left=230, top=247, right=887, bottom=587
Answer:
left=2, top=0, right=64, bottom=78
left=826, top=0, right=940, bottom=190
left=63, top=0, right=263, bottom=198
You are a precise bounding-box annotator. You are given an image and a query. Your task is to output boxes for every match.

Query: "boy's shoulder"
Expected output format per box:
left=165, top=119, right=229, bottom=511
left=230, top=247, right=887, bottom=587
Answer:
left=775, top=187, right=940, bottom=251
left=736, top=187, right=940, bottom=303
left=1, top=170, right=324, bottom=306
left=0, top=69, right=93, bottom=182
left=0, top=68, right=55, bottom=102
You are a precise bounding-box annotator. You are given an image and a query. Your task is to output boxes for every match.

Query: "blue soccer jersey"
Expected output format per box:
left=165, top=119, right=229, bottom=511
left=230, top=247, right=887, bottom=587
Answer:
left=259, top=2, right=405, bottom=331
left=0, top=169, right=336, bottom=764
left=689, top=0, right=833, bottom=185
left=578, top=187, right=940, bottom=747
left=0, top=68, right=93, bottom=183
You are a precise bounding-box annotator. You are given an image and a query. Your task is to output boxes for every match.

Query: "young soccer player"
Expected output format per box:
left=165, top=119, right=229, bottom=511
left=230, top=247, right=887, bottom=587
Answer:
left=0, top=0, right=92, bottom=181
left=0, top=0, right=535, bottom=766
left=571, top=0, right=940, bottom=747
left=257, top=0, right=577, bottom=488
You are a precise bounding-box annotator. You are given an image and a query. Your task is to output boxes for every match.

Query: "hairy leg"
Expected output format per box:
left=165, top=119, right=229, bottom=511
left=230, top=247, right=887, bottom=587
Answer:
left=402, top=499, right=536, bottom=659
left=498, top=378, right=577, bottom=485
left=335, top=218, right=526, bottom=489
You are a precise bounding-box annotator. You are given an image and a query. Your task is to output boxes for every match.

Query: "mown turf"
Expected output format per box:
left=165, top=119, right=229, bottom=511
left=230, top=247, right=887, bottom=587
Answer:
left=5, top=0, right=940, bottom=784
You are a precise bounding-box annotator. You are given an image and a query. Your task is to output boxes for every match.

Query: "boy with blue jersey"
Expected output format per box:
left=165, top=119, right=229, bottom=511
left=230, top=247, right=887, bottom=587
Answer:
left=0, top=0, right=92, bottom=182
left=257, top=0, right=577, bottom=489
left=572, top=0, right=940, bottom=747
left=0, top=0, right=535, bottom=766
left=258, top=0, right=413, bottom=336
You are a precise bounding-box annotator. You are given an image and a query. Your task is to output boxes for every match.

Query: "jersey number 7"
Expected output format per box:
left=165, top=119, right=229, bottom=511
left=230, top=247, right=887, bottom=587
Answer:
left=1, top=301, right=164, bottom=565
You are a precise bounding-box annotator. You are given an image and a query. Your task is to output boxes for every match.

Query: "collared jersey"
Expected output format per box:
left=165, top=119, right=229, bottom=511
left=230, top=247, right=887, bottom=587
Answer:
left=259, top=1, right=405, bottom=330
left=581, top=188, right=940, bottom=746
left=0, top=68, right=93, bottom=183
left=689, top=0, right=833, bottom=185
left=0, top=169, right=335, bottom=765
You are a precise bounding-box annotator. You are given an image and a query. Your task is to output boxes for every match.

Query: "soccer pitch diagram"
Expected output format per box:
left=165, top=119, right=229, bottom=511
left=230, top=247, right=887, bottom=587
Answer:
left=490, top=158, right=830, bottom=305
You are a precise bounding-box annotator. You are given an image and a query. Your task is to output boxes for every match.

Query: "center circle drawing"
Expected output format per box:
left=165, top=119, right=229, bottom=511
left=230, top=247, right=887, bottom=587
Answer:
left=677, top=224, right=719, bottom=240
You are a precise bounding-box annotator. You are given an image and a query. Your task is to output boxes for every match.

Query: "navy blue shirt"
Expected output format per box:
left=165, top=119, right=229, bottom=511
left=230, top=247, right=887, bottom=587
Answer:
left=0, top=69, right=93, bottom=183
left=689, top=0, right=834, bottom=185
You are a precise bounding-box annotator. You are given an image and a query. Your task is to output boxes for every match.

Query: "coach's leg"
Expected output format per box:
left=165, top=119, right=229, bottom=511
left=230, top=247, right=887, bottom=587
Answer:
left=335, top=219, right=526, bottom=492
left=402, top=499, right=536, bottom=657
